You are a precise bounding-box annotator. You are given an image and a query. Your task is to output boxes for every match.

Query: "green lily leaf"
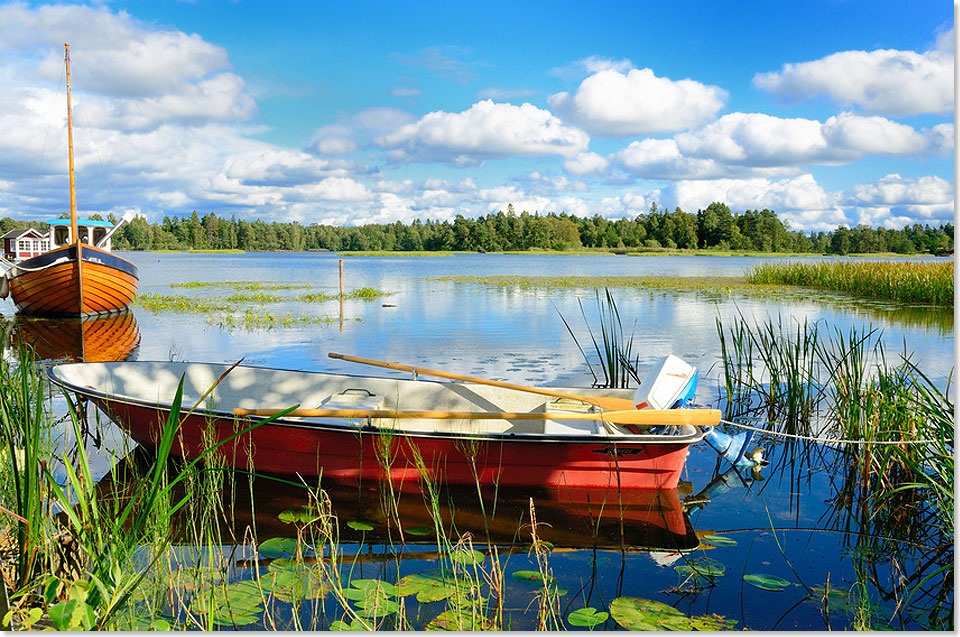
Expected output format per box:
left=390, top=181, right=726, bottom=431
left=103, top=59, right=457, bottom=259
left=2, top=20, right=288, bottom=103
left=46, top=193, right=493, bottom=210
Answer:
left=567, top=606, right=609, bottom=627
left=609, top=597, right=691, bottom=631
left=426, top=606, right=494, bottom=631
left=744, top=573, right=792, bottom=591
left=396, top=571, right=468, bottom=603
left=329, top=618, right=371, bottom=630
left=701, top=534, right=738, bottom=547
left=690, top=613, right=739, bottom=630
left=278, top=507, right=316, bottom=524
left=347, top=520, right=376, bottom=531
left=676, top=557, right=726, bottom=582
left=405, top=525, right=435, bottom=536
left=258, top=537, right=299, bottom=559
left=448, top=548, right=485, bottom=565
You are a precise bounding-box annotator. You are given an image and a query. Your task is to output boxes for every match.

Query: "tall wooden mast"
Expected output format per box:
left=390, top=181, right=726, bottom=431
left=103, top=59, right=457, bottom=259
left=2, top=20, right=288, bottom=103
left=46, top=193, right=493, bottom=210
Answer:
left=65, top=42, right=83, bottom=314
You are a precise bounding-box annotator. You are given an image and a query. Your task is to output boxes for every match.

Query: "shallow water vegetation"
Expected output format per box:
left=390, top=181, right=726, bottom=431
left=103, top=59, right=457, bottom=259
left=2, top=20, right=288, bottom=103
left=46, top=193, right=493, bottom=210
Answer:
left=748, top=260, right=954, bottom=306
left=172, top=281, right=311, bottom=291
left=211, top=309, right=344, bottom=331
left=715, top=313, right=954, bottom=629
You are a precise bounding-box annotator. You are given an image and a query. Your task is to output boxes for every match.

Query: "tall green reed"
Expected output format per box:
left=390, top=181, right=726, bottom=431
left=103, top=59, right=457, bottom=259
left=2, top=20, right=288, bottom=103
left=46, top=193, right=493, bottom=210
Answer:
left=559, top=288, right=640, bottom=388
left=0, top=342, right=53, bottom=595
left=748, top=260, right=954, bottom=306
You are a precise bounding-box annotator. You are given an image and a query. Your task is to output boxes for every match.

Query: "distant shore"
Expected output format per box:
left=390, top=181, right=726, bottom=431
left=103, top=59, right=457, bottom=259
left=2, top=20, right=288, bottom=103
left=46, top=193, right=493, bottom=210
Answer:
left=135, top=247, right=951, bottom=258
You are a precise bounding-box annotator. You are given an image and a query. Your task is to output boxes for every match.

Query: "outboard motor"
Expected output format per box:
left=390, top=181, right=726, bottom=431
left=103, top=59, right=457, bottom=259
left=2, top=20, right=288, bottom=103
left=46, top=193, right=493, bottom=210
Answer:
left=635, top=355, right=763, bottom=468
left=633, top=354, right=698, bottom=411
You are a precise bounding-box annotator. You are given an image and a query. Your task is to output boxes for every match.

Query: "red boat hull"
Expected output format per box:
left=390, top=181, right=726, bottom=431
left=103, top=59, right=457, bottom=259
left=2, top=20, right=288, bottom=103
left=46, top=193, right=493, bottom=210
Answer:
left=94, top=399, right=693, bottom=490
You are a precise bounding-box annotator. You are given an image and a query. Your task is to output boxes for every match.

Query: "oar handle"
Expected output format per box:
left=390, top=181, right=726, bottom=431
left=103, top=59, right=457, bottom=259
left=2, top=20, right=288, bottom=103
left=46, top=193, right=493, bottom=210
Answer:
left=327, top=352, right=635, bottom=411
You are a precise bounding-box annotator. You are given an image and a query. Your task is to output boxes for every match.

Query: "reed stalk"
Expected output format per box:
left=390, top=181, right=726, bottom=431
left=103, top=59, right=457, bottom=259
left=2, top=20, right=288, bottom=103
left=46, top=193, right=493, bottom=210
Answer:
left=559, top=288, right=640, bottom=389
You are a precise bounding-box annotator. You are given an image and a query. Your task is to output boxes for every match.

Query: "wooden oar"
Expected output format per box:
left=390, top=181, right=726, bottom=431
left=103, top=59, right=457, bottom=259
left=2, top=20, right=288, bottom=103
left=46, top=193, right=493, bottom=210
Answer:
left=232, top=406, right=721, bottom=428
left=328, top=352, right=636, bottom=411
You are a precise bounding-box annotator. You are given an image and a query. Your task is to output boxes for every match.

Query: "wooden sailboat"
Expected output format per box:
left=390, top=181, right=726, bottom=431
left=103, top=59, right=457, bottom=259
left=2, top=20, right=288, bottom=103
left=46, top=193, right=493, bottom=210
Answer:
left=1, top=43, right=138, bottom=317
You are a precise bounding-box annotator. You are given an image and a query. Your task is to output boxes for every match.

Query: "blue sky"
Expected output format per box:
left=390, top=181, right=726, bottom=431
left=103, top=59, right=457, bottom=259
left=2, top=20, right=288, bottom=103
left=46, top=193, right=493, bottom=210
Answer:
left=0, top=1, right=953, bottom=231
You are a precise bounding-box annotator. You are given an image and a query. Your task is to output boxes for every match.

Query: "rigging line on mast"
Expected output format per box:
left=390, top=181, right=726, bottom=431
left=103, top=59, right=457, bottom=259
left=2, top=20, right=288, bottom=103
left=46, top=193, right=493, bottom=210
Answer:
left=72, top=71, right=112, bottom=201
left=31, top=63, right=66, bottom=201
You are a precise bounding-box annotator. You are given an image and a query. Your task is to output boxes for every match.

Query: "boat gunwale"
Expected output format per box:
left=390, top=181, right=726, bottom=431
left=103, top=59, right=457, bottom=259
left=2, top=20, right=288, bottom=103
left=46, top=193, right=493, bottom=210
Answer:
left=46, top=360, right=710, bottom=446
left=12, top=244, right=139, bottom=279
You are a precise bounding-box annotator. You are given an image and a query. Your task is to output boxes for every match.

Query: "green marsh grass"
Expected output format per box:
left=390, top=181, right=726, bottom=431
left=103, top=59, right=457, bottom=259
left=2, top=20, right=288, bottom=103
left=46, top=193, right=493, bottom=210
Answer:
left=748, top=260, right=954, bottom=306
left=172, top=281, right=310, bottom=291
left=559, top=289, right=641, bottom=388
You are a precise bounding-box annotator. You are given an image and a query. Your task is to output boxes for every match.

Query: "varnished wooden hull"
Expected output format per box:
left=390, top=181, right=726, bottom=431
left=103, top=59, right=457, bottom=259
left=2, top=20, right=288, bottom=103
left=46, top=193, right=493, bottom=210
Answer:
left=12, top=312, right=140, bottom=362
left=8, top=245, right=138, bottom=317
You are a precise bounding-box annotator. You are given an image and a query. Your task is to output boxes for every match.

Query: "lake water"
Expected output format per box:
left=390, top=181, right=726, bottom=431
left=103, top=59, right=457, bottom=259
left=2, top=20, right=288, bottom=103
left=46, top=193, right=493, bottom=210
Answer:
left=1, top=251, right=953, bottom=630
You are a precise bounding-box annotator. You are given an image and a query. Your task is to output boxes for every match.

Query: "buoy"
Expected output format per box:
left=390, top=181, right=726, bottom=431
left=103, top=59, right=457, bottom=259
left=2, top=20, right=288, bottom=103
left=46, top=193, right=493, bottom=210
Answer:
left=0, top=274, right=9, bottom=299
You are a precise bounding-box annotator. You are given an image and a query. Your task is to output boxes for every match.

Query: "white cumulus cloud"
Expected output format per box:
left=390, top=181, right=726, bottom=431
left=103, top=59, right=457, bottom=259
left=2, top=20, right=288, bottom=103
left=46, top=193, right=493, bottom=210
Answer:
left=377, top=100, right=589, bottom=164
left=563, top=151, right=610, bottom=176
left=549, top=67, right=727, bottom=136
left=753, top=32, right=954, bottom=116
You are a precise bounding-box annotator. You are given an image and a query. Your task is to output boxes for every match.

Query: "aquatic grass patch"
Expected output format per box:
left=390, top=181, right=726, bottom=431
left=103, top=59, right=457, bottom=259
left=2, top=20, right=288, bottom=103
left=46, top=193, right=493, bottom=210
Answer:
left=298, top=288, right=388, bottom=302
left=210, top=309, right=343, bottom=331
left=133, top=293, right=230, bottom=314
left=172, top=281, right=311, bottom=291
left=748, top=260, right=954, bottom=306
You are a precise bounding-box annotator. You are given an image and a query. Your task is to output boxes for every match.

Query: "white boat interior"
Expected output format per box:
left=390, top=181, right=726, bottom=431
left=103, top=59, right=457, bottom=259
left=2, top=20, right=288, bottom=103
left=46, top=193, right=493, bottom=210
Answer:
left=51, top=361, right=657, bottom=437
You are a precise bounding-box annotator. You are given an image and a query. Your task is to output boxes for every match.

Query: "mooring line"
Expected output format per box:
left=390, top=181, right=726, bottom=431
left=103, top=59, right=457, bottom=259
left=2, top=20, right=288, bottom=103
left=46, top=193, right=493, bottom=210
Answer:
left=718, top=418, right=940, bottom=446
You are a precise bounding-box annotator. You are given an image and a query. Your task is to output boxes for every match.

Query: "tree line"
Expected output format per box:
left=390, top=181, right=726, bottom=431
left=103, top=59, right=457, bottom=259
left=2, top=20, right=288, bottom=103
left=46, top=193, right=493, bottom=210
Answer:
left=0, top=202, right=952, bottom=255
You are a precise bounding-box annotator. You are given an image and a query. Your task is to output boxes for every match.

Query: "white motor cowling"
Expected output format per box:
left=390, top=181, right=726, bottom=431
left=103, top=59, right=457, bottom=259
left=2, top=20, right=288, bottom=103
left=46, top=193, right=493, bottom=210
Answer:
left=632, top=354, right=698, bottom=410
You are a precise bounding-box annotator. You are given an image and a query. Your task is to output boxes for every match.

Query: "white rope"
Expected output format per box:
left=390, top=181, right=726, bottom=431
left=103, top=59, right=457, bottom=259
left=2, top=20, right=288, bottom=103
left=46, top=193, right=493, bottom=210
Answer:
left=719, top=418, right=941, bottom=446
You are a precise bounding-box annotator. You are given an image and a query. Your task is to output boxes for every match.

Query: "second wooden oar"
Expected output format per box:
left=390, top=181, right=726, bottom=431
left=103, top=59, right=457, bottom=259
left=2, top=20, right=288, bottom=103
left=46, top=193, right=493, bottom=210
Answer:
left=328, top=352, right=636, bottom=411
left=232, top=406, right=721, bottom=428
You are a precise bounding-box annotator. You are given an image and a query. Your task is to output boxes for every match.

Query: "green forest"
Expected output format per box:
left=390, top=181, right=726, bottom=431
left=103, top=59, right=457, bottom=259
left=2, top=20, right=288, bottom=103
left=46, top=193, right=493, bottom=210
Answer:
left=1, top=202, right=953, bottom=255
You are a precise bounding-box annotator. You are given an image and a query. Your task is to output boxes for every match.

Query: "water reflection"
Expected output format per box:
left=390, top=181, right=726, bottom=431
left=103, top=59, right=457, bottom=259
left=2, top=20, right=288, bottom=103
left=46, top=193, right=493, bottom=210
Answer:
left=6, top=311, right=140, bottom=362
left=98, top=449, right=699, bottom=555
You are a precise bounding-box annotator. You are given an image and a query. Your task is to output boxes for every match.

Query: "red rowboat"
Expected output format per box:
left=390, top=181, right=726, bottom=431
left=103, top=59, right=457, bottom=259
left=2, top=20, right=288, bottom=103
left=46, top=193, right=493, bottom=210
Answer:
left=47, top=361, right=711, bottom=490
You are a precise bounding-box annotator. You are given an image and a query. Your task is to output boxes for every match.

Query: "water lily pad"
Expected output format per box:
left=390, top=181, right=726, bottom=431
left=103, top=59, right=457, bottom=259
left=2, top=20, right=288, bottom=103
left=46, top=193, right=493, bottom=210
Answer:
left=264, top=569, right=329, bottom=602
left=744, top=573, right=792, bottom=591
left=810, top=586, right=857, bottom=612
left=511, top=570, right=552, bottom=583
left=347, top=520, right=376, bottom=531
left=426, top=606, right=494, bottom=631
left=278, top=507, right=316, bottom=524
left=676, top=557, right=726, bottom=582
left=567, top=607, right=609, bottom=627
left=690, top=613, right=739, bottom=630
left=405, top=525, right=435, bottom=536
left=189, top=580, right=264, bottom=627
left=702, top=534, right=738, bottom=547
left=258, top=537, right=299, bottom=559
left=448, top=548, right=485, bottom=565
left=609, top=597, right=690, bottom=631
left=343, top=579, right=398, bottom=616
left=396, top=571, right=468, bottom=603
left=329, top=618, right=370, bottom=630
